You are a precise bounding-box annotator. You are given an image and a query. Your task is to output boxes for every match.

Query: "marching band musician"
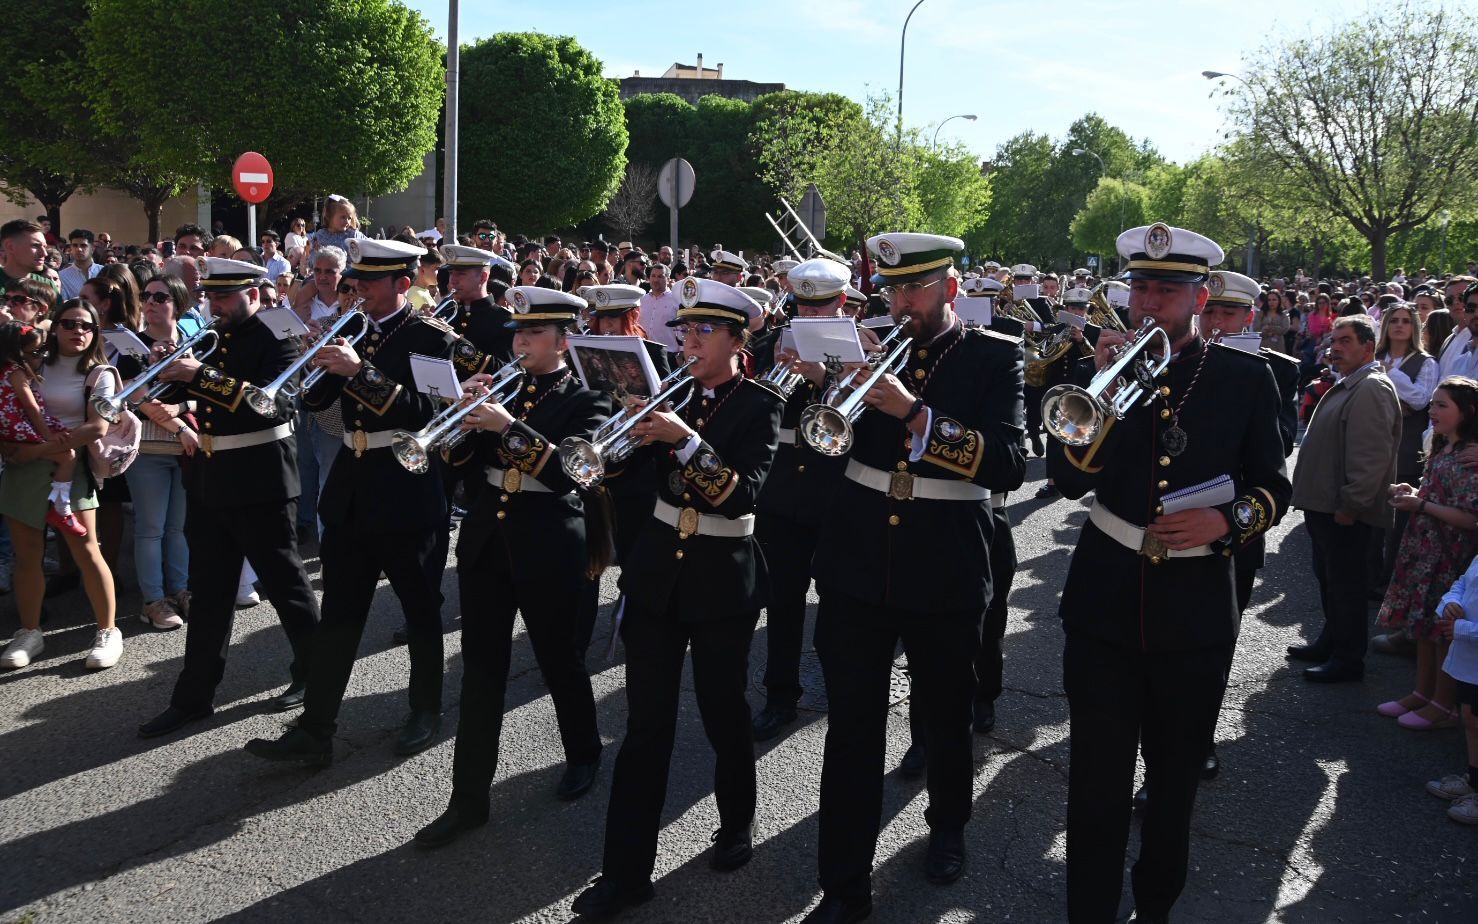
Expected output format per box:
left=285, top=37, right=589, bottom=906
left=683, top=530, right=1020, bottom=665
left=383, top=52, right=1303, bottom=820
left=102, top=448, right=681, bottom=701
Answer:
left=573, top=279, right=781, bottom=917
left=414, top=287, right=614, bottom=847
left=806, top=233, right=1025, bottom=924
left=581, top=283, right=671, bottom=569
left=137, top=258, right=320, bottom=737
left=1011, top=263, right=1056, bottom=458
left=1034, top=285, right=1098, bottom=501
left=751, top=258, right=855, bottom=742
left=246, top=238, right=454, bottom=766
left=1044, top=224, right=1291, bottom=923
left=741, top=285, right=782, bottom=377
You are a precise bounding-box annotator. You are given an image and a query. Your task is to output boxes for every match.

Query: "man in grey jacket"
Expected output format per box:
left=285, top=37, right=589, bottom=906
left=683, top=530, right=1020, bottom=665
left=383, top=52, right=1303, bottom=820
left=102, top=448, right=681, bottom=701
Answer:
left=1290, top=315, right=1401, bottom=682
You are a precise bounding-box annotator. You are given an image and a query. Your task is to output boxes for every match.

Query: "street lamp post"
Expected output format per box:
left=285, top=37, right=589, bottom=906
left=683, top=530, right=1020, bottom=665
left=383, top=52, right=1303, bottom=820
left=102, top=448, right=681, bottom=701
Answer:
left=1441, top=210, right=1452, bottom=273
left=1072, top=147, right=1120, bottom=272
left=443, top=0, right=460, bottom=244
left=897, top=0, right=927, bottom=145
left=932, top=113, right=977, bottom=149
left=1203, top=70, right=1257, bottom=275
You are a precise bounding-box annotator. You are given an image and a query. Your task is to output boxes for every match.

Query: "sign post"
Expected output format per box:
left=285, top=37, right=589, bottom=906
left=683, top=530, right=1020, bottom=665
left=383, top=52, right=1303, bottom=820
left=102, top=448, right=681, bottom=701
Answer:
left=232, top=151, right=274, bottom=247
left=657, top=157, right=695, bottom=257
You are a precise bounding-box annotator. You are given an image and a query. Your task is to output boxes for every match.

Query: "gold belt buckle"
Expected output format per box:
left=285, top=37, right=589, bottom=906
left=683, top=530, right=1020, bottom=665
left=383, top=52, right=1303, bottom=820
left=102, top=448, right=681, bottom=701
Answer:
left=677, top=506, right=700, bottom=539
left=200, top=432, right=213, bottom=457
left=502, top=468, right=522, bottom=493
left=352, top=430, right=368, bottom=458
left=1139, top=531, right=1167, bottom=564
left=888, top=471, right=914, bottom=501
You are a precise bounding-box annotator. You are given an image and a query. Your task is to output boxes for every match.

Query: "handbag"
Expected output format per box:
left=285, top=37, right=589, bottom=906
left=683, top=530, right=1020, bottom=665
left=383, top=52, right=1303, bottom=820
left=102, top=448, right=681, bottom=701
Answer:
left=83, top=365, right=141, bottom=479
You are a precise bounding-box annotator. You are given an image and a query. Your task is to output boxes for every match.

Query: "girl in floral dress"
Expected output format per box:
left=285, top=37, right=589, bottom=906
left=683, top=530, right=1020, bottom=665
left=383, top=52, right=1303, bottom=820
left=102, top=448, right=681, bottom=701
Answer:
left=1377, top=377, right=1478, bottom=729
left=0, top=321, right=86, bottom=536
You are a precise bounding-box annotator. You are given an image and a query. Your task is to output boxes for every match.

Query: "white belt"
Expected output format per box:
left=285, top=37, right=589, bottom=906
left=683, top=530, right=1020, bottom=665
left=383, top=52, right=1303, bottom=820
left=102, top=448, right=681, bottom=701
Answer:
left=342, top=430, right=397, bottom=452
left=844, top=459, right=991, bottom=503
left=653, top=498, right=755, bottom=538
left=1088, top=502, right=1214, bottom=560
left=486, top=466, right=557, bottom=494
left=201, top=422, right=293, bottom=455
left=777, top=427, right=796, bottom=446
left=990, top=494, right=1006, bottom=509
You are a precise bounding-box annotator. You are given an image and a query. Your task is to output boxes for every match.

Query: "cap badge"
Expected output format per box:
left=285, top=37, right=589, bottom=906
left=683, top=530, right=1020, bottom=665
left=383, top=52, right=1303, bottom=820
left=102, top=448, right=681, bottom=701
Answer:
left=799, top=280, right=814, bottom=296
left=593, top=290, right=608, bottom=306
left=680, top=277, right=700, bottom=308
left=1208, top=273, right=1225, bottom=297
left=876, top=239, right=899, bottom=266
left=347, top=239, right=362, bottom=263
left=510, top=289, right=529, bottom=313
left=196, top=257, right=211, bottom=279
left=1144, top=223, right=1173, bottom=261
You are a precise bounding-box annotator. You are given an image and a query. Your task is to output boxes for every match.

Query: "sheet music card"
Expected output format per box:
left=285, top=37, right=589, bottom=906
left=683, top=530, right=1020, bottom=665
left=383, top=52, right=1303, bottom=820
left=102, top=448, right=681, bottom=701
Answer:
left=256, top=306, right=311, bottom=341
left=409, top=353, right=464, bottom=402
left=790, top=317, right=865, bottom=363
left=101, top=328, right=151, bottom=363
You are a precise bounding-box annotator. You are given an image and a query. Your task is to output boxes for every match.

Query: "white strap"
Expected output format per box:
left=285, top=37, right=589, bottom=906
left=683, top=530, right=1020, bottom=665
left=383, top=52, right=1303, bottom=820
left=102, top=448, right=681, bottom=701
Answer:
left=844, top=459, right=991, bottom=502
left=653, top=498, right=755, bottom=538
left=342, top=430, right=397, bottom=451
left=776, top=427, right=796, bottom=445
left=486, top=466, right=557, bottom=494
left=201, top=422, right=293, bottom=453
left=1088, top=502, right=1214, bottom=558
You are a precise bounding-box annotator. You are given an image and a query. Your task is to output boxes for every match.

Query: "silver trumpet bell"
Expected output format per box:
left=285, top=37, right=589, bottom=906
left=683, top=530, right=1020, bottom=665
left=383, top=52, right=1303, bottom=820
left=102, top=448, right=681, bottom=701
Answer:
left=92, top=320, right=221, bottom=424
left=754, top=357, right=805, bottom=399
left=557, top=357, right=698, bottom=489
left=242, top=306, right=368, bottom=418
left=1041, top=317, right=1172, bottom=446
left=798, top=329, right=914, bottom=457
left=390, top=354, right=527, bottom=474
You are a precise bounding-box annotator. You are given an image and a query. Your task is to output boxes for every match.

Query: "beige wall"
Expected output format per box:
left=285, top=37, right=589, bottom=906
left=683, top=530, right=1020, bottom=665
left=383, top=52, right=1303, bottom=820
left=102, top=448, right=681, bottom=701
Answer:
left=0, top=185, right=202, bottom=246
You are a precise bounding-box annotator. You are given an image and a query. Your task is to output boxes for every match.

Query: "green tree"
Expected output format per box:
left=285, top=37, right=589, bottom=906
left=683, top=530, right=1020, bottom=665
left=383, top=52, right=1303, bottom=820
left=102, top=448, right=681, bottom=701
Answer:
left=750, top=91, right=864, bottom=206
left=976, top=132, right=1053, bottom=262
left=1069, top=178, right=1149, bottom=268
left=1219, top=0, right=1478, bottom=278
left=812, top=93, right=922, bottom=250
left=86, top=0, right=444, bottom=231
left=915, top=143, right=991, bottom=240
left=457, top=33, right=626, bottom=232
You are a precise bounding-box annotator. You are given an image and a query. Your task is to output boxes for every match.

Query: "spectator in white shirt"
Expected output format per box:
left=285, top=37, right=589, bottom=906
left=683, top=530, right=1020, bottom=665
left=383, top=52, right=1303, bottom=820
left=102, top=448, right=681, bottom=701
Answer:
left=283, top=217, right=309, bottom=256
left=259, top=231, right=291, bottom=283
left=1441, top=284, right=1478, bottom=382
left=295, top=246, right=346, bottom=325
left=638, top=262, right=681, bottom=354
left=58, top=229, right=101, bottom=301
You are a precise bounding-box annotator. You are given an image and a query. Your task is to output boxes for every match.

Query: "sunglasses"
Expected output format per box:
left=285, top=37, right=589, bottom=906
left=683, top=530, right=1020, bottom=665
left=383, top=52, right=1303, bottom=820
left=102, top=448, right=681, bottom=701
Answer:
left=477, top=232, right=493, bottom=241
left=58, top=318, right=98, bottom=333
left=6, top=294, right=38, bottom=307
left=143, top=291, right=173, bottom=304
left=336, top=284, right=355, bottom=294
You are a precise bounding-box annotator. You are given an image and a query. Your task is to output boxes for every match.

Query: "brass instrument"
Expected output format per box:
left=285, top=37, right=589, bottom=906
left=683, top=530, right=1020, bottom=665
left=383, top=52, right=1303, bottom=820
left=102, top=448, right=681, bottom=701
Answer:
left=1088, top=281, right=1130, bottom=333
left=798, top=318, right=914, bottom=457
left=242, top=306, right=367, bottom=418
left=557, top=358, right=699, bottom=488
left=390, top=354, right=528, bottom=474
left=1025, top=309, right=1081, bottom=388
left=92, top=321, right=220, bottom=423
left=756, top=354, right=806, bottom=399
left=1040, top=317, right=1172, bottom=445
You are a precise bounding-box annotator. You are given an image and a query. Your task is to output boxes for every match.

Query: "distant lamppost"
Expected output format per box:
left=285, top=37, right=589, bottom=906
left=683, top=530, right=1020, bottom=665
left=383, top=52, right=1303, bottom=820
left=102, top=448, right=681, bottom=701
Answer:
left=1072, top=147, right=1120, bottom=272
left=1204, top=69, right=1258, bottom=275
left=932, top=113, right=977, bottom=148
left=1441, top=210, right=1452, bottom=273
left=897, top=0, right=927, bottom=145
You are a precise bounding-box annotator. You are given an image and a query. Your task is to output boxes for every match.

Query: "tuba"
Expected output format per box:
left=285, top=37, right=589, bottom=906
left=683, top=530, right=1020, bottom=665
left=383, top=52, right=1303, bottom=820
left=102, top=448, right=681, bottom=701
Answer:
left=1087, top=281, right=1130, bottom=333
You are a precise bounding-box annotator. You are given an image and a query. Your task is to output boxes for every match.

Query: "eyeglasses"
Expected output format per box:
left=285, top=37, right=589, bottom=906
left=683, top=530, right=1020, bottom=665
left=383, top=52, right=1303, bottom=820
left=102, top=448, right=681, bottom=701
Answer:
left=674, top=323, right=721, bottom=343
left=142, top=291, right=172, bottom=304
left=5, top=294, right=38, bottom=307
left=336, top=284, right=355, bottom=294
left=57, top=318, right=98, bottom=333
left=878, top=278, right=942, bottom=303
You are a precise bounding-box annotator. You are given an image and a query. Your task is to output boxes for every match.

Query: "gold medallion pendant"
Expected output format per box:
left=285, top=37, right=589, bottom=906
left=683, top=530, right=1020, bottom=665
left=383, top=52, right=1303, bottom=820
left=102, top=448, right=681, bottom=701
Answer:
left=678, top=507, right=700, bottom=538
left=503, top=468, right=523, bottom=493
left=352, top=430, right=368, bottom=457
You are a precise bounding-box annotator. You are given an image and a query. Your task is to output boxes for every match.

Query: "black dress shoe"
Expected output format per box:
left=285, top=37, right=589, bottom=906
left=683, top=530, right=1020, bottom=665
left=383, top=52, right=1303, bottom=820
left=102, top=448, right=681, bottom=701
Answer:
left=1285, top=644, right=1330, bottom=663
left=244, top=727, right=333, bottom=767
left=570, top=876, right=654, bottom=917
left=803, top=893, right=873, bottom=923
left=394, top=710, right=441, bottom=755
left=1304, top=660, right=1364, bottom=683
left=924, top=828, right=966, bottom=884
left=709, top=819, right=755, bottom=871
left=899, top=741, right=927, bottom=779
left=1132, top=784, right=1149, bottom=811
left=414, top=802, right=489, bottom=848
left=973, top=701, right=996, bottom=734
left=1029, top=433, right=1044, bottom=457
left=138, top=705, right=213, bottom=739
left=270, top=681, right=307, bottom=712
left=1034, top=483, right=1059, bottom=500
left=557, top=754, right=602, bottom=801
left=391, top=627, right=409, bottom=645
left=752, top=704, right=798, bottom=741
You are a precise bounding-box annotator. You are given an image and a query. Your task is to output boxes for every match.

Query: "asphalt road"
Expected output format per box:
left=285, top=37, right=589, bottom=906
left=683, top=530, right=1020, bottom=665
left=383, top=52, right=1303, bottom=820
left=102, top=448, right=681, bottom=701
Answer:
left=2, top=449, right=1475, bottom=923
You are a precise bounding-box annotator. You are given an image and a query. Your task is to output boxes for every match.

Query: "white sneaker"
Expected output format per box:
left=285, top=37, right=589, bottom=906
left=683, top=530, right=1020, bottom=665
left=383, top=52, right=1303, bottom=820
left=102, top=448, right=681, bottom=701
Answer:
left=235, top=587, right=261, bottom=608
left=84, top=627, right=123, bottom=669
left=1449, top=793, right=1478, bottom=825
left=1, top=628, right=43, bottom=669
left=1426, top=773, right=1476, bottom=801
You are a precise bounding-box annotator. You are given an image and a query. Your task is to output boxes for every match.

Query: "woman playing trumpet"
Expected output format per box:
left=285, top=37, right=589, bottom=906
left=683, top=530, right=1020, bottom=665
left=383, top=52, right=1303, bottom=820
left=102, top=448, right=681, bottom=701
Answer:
left=414, top=286, right=614, bottom=848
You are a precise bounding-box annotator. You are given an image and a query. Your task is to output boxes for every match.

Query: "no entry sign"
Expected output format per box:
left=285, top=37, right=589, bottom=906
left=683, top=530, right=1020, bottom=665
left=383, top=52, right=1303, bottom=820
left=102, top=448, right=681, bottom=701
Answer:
left=232, top=152, right=273, bottom=204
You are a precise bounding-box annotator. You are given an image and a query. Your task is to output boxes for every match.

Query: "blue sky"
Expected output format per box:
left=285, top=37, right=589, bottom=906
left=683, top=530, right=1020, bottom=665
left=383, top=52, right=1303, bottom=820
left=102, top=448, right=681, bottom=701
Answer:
left=405, top=0, right=1366, bottom=164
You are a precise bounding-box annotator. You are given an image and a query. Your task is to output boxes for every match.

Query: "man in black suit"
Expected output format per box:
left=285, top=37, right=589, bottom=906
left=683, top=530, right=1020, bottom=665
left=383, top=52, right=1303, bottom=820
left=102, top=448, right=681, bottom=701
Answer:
left=806, top=233, right=1026, bottom=924
left=1045, top=223, right=1291, bottom=923
left=245, top=238, right=454, bottom=766
left=138, top=257, right=320, bottom=738
left=1010, top=263, right=1057, bottom=458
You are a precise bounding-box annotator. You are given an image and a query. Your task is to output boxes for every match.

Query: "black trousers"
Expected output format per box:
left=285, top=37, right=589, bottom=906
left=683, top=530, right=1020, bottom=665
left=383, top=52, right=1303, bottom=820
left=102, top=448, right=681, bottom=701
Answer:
left=299, top=524, right=444, bottom=738
left=1064, top=632, right=1232, bottom=923
left=1305, top=511, right=1374, bottom=667
left=173, top=499, right=318, bottom=711
left=1024, top=382, right=1045, bottom=438
left=601, top=604, right=759, bottom=885
left=756, top=513, right=819, bottom=708
left=815, top=590, right=983, bottom=900
left=428, top=462, right=486, bottom=606
left=450, top=532, right=600, bottom=808
left=609, top=486, right=657, bottom=568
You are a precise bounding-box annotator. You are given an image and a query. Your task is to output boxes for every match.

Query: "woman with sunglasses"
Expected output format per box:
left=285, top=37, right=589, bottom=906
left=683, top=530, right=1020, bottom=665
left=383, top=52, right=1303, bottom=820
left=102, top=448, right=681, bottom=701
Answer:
left=0, top=300, right=121, bottom=670
left=574, top=279, right=781, bottom=916
left=119, top=275, right=199, bottom=630
left=78, top=275, right=138, bottom=576
left=4, top=278, right=56, bottom=329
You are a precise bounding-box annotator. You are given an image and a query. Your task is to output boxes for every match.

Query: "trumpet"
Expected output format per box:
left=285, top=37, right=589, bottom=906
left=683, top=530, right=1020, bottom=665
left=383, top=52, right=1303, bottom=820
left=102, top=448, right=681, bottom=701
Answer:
left=391, top=353, right=528, bottom=474
left=92, top=321, right=220, bottom=423
left=799, top=325, right=914, bottom=457
left=755, top=354, right=806, bottom=399
left=816, top=314, right=911, bottom=407
left=1040, top=317, right=1172, bottom=446
left=557, top=357, right=698, bottom=488
left=241, top=307, right=367, bottom=418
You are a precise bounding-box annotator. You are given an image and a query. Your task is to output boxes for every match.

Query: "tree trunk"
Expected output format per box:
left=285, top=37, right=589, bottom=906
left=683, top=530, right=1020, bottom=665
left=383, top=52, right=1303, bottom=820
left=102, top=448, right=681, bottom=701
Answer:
left=1368, top=228, right=1388, bottom=281
left=142, top=193, right=167, bottom=245
left=1312, top=237, right=1325, bottom=278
